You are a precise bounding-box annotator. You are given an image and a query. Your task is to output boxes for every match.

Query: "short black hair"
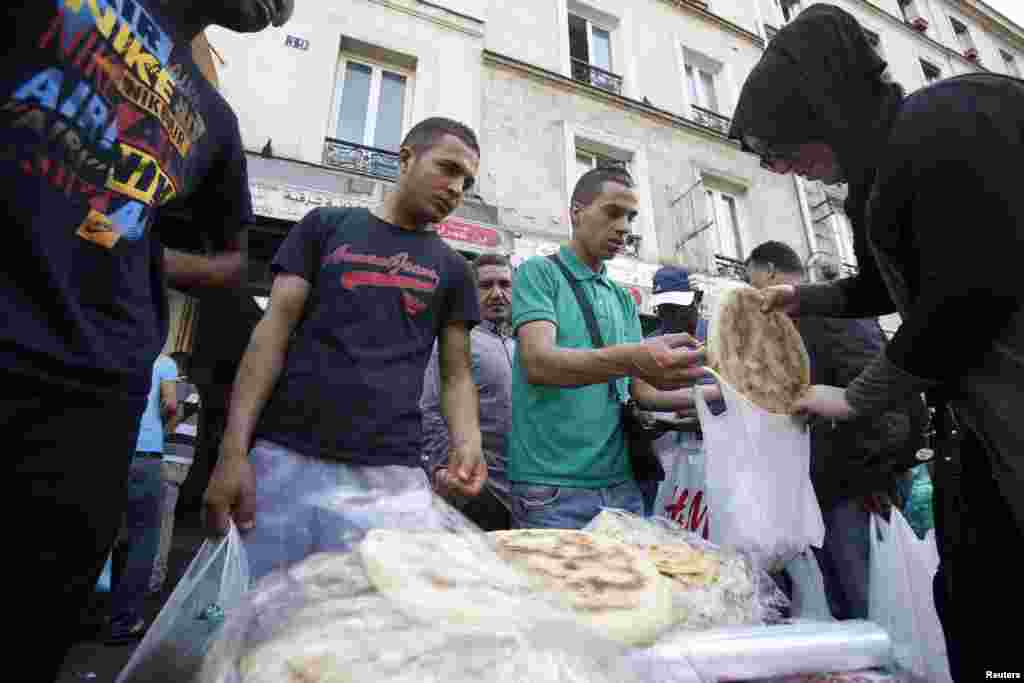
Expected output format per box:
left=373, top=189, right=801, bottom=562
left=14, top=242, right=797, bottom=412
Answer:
left=747, top=241, right=804, bottom=274
left=401, top=117, right=480, bottom=156
left=473, top=253, right=511, bottom=276
left=571, top=166, right=634, bottom=210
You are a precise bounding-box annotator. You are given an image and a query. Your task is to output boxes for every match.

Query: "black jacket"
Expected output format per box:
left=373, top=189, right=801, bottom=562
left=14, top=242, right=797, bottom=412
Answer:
left=798, top=317, right=925, bottom=508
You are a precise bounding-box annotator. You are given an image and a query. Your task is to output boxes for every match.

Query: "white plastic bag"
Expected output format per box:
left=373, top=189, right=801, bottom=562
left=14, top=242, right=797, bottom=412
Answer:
left=868, top=511, right=951, bottom=682
left=785, top=551, right=834, bottom=622
left=695, top=372, right=825, bottom=571
left=117, top=523, right=250, bottom=683
left=653, top=432, right=711, bottom=539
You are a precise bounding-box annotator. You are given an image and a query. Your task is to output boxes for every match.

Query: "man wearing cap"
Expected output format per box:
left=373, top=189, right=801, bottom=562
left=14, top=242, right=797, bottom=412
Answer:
left=643, top=266, right=721, bottom=518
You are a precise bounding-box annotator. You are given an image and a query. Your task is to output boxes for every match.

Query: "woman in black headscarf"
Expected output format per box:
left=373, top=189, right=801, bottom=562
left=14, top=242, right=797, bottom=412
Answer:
left=731, top=4, right=1024, bottom=680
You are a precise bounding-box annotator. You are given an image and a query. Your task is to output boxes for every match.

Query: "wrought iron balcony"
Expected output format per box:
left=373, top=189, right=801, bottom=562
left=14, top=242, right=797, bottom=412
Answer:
left=323, top=138, right=400, bottom=180
left=715, top=254, right=748, bottom=282
left=571, top=58, right=624, bottom=95
left=692, top=105, right=732, bottom=135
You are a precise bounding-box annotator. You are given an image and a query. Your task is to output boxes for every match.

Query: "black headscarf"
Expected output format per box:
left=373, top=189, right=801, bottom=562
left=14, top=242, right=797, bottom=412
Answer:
left=728, top=4, right=903, bottom=184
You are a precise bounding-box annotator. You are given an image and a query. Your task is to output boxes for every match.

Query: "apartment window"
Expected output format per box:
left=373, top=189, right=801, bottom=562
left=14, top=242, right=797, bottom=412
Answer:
left=779, top=0, right=803, bottom=23
left=1002, top=50, right=1022, bottom=77
left=682, top=49, right=729, bottom=134
left=569, top=13, right=622, bottom=94
left=920, top=59, right=941, bottom=84
left=950, top=17, right=978, bottom=59
left=898, top=0, right=929, bottom=31
left=333, top=59, right=408, bottom=152
left=704, top=187, right=744, bottom=261
left=325, top=51, right=412, bottom=179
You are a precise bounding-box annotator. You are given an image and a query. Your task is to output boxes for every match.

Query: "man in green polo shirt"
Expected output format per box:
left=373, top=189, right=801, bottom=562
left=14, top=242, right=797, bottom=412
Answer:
left=508, top=166, right=707, bottom=529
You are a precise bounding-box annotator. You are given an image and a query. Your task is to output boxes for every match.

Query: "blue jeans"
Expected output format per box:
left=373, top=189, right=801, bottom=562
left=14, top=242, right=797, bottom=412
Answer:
left=110, top=452, right=165, bottom=627
left=509, top=480, right=644, bottom=530
left=811, top=497, right=870, bottom=620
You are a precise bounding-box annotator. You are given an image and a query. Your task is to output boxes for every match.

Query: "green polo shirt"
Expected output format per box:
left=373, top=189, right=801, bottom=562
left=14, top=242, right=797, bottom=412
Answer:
left=508, top=246, right=643, bottom=488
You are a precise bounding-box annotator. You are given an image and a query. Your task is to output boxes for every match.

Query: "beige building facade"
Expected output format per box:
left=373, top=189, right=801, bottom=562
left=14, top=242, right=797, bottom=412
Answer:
left=167, top=0, right=1022, bottom=338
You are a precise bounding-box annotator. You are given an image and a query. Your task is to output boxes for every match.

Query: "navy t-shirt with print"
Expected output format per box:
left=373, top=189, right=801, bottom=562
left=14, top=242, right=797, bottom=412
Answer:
left=255, top=208, right=481, bottom=467
left=0, top=2, right=252, bottom=398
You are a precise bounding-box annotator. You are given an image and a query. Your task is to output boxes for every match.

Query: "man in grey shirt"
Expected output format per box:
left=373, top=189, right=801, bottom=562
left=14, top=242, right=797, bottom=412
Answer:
left=421, top=253, right=515, bottom=530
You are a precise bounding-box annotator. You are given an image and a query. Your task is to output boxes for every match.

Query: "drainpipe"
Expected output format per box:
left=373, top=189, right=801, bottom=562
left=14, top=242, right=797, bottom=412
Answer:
left=793, top=176, right=818, bottom=280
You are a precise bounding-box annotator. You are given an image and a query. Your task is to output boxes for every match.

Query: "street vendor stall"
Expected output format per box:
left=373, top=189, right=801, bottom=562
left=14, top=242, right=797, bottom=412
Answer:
left=115, top=286, right=922, bottom=683
left=116, top=503, right=903, bottom=683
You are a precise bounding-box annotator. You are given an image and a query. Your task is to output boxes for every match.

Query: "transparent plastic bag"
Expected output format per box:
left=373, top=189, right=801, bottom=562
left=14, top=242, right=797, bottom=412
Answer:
left=198, top=499, right=647, bottom=683
left=117, top=523, right=250, bottom=683
left=868, top=511, right=951, bottom=683
left=583, top=508, right=789, bottom=631
left=695, top=373, right=825, bottom=572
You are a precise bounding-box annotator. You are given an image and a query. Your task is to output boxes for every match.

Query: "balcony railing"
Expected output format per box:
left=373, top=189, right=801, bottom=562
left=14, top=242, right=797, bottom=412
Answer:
left=715, top=254, right=748, bottom=282
left=323, top=138, right=400, bottom=180
left=571, top=58, right=624, bottom=95
left=691, top=105, right=731, bottom=135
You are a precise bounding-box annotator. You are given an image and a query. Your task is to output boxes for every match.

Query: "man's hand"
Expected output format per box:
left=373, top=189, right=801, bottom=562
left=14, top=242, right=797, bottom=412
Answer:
left=759, top=285, right=800, bottom=316
left=203, top=434, right=257, bottom=536
left=446, top=442, right=487, bottom=498
left=633, top=333, right=706, bottom=391
left=793, top=385, right=858, bottom=421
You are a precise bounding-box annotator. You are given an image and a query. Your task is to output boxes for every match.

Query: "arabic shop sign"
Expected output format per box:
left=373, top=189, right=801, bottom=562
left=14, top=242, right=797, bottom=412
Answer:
left=250, top=182, right=378, bottom=221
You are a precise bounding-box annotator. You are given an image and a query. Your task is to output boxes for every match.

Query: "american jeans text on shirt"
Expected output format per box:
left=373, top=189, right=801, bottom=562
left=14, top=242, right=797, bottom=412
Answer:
left=3, top=0, right=209, bottom=248
left=323, top=242, right=441, bottom=316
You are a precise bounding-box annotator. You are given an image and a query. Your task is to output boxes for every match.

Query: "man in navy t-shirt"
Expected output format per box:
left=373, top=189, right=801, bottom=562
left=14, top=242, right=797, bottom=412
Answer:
left=1, top=2, right=294, bottom=678
left=204, top=117, right=486, bottom=577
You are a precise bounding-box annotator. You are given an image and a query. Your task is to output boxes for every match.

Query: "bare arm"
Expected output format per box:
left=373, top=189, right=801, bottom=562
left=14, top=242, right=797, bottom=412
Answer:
left=630, top=379, right=721, bottom=412
left=160, top=380, right=179, bottom=432
left=438, top=321, right=485, bottom=497
left=165, top=233, right=246, bottom=292
left=517, top=321, right=705, bottom=389
left=222, top=273, right=310, bottom=452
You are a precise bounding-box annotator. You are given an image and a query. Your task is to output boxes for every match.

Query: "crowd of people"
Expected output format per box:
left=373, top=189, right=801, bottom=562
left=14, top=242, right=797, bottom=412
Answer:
left=9, top=0, right=1021, bottom=680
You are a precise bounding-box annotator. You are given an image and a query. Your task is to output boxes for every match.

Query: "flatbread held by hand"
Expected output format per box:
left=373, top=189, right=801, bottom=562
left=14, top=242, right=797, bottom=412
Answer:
left=707, top=286, right=810, bottom=414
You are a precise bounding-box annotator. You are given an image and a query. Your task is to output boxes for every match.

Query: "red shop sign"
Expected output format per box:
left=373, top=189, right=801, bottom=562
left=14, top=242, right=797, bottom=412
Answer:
left=436, top=217, right=501, bottom=248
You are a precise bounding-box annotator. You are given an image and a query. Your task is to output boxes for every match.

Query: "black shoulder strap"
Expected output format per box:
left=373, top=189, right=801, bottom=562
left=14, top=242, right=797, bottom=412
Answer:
left=547, top=253, right=617, bottom=400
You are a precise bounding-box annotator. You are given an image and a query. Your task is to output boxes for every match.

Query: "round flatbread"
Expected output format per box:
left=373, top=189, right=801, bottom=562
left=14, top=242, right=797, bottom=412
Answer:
left=490, top=529, right=674, bottom=646
left=707, top=286, right=810, bottom=414
left=359, top=529, right=549, bottom=627
left=639, top=544, right=721, bottom=587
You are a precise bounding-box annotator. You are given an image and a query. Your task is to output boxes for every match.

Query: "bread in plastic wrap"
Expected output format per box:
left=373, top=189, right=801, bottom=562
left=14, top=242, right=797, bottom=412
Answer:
left=198, top=496, right=647, bottom=683
left=583, top=508, right=789, bottom=630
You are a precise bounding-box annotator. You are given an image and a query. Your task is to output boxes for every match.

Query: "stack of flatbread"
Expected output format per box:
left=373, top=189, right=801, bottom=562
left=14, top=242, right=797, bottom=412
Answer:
left=584, top=510, right=763, bottom=631
left=203, top=535, right=646, bottom=683
left=707, top=286, right=810, bottom=414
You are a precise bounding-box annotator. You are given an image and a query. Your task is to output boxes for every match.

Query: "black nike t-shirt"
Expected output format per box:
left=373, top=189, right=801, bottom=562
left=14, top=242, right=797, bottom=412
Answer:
left=256, top=207, right=480, bottom=466
left=0, top=2, right=252, bottom=398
